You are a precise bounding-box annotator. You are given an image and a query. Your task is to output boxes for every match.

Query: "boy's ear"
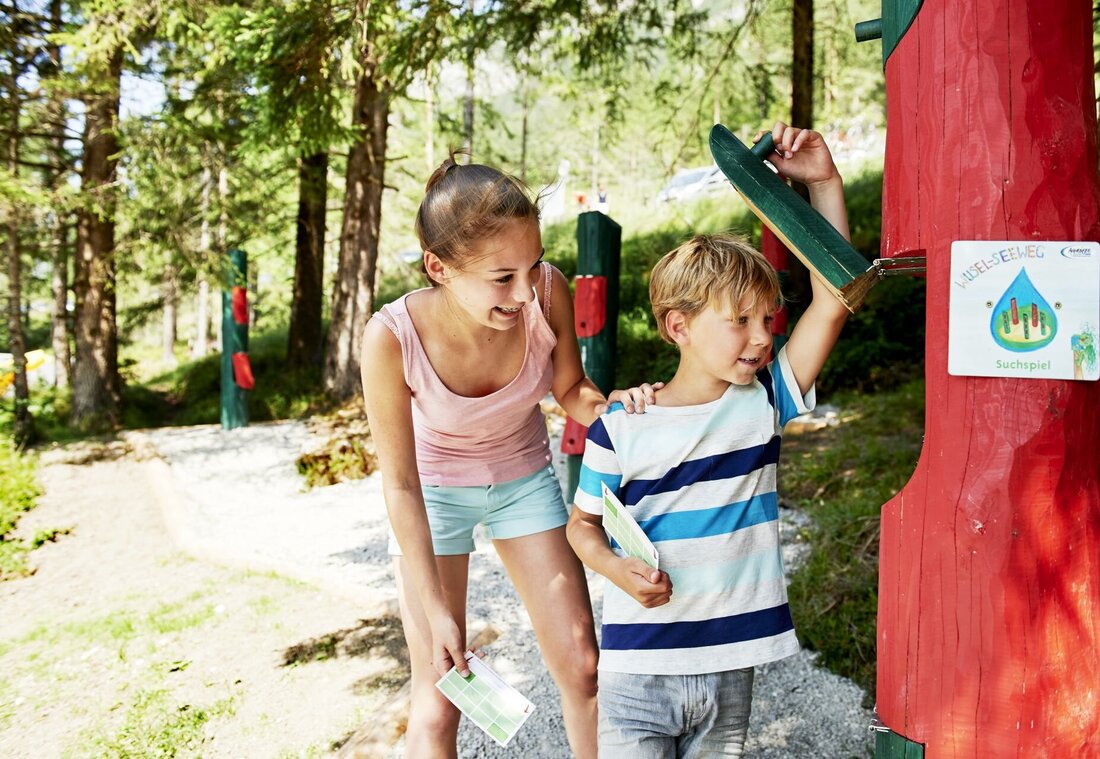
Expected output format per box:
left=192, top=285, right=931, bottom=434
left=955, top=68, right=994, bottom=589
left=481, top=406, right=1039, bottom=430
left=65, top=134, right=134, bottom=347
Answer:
left=423, top=251, right=447, bottom=284
left=665, top=310, right=691, bottom=346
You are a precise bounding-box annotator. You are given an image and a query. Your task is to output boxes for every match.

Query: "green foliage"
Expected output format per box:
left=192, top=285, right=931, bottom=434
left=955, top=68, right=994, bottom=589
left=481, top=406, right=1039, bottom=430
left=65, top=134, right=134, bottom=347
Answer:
left=784, top=380, right=925, bottom=700
left=296, top=437, right=377, bottom=489
left=543, top=193, right=762, bottom=387
left=0, top=439, right=43, bottom=580
left=122, top=329, right=330, bottom=429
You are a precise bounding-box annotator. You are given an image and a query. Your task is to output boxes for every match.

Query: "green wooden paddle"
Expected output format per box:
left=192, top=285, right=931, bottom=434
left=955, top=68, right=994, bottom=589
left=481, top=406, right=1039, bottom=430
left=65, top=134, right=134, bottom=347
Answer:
left=709, top=124, right=878, bottom=312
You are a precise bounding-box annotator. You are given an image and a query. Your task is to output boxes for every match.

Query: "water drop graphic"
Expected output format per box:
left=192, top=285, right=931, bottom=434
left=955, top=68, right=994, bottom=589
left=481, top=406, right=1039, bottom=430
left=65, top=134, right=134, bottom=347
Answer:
left=990, top=268, right=1057, bottom=351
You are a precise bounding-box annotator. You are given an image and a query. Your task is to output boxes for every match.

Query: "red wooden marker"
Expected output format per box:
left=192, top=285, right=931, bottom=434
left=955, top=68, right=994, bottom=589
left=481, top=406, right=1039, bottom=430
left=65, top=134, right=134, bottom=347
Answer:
left=876, top=1, right=1100, bottom=755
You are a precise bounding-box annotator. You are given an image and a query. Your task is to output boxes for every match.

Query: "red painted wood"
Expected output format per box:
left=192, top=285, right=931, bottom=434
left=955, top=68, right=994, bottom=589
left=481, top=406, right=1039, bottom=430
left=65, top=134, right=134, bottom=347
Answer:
left=877, top=1, right=1100, bottom=755
left=760, top=226, right=790, bottom=336
left=573, top=275, right=608, bottom=338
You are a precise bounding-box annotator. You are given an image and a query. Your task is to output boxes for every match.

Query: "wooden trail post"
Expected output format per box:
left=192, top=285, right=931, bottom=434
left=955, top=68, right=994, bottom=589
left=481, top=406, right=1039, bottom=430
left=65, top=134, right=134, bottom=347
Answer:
left=864, top=1, right=1100, bottom=755
left=562, top=211, right=621, bottom=500
left=761, top=225, right=791, bottom=352
left=220, top=248, right=253, bottom=430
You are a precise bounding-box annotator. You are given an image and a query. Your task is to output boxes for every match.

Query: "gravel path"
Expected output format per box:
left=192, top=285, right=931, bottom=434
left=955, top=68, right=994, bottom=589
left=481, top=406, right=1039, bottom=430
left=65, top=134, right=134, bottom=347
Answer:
left=139, top=419, right=873, bottom=758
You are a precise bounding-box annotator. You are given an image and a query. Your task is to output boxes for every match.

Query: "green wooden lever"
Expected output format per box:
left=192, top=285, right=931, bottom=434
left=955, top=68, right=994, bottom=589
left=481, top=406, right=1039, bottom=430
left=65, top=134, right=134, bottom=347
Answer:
left=709, top=124, right=877, bottom=312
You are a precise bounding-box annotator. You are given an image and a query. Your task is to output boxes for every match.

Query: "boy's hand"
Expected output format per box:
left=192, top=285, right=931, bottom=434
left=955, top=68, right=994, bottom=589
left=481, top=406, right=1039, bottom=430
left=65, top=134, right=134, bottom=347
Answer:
left=602, top=382, right=665, bottom=415
left=755, top=121, right=839, bottom=189
left=611, top=558, right=673, bottom=608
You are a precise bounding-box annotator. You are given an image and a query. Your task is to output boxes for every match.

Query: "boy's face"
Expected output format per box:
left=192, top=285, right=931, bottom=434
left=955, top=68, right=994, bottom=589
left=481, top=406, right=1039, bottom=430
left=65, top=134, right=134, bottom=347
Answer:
left=679, top=293, right=775, bottom=386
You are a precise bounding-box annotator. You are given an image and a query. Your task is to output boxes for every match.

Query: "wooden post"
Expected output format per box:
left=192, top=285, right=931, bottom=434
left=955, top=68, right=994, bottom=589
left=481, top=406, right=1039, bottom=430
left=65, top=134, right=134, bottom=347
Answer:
left=562, top=211, right=621, bottom=499
left=220, top=249, right=251, bottom=430
left=760, top=226, right=791, bottom=352
left=873, top=1, right=1100, bottom=755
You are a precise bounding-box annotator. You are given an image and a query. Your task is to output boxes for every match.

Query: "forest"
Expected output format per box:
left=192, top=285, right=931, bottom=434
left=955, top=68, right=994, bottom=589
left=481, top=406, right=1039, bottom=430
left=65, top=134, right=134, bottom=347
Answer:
left=0, top=0, right=900, bottom=444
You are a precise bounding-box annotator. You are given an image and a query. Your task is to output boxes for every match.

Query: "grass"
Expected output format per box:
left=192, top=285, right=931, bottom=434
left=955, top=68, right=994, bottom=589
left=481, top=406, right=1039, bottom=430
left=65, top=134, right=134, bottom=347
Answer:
left=0, top=439, right=43, bottom=579
left=79, top=688, right=236, bottom=758
left=783, top=379, right=925, bottom=702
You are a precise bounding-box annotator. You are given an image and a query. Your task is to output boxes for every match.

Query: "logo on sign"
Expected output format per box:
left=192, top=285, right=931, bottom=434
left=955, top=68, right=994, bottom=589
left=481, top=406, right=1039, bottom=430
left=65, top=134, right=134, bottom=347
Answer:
left=1061, top=246, right=1093, bottom=259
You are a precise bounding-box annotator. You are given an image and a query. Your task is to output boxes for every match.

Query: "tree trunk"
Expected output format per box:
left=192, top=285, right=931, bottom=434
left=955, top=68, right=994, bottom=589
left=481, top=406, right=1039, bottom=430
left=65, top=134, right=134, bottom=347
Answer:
left=286, top=151, right=328, bottom=368
left=785, top=0, right=814, bottom=311
left=323, top=45, right=390, bottom=399
left=50, top=223, right=71, bottom=388
left=194, top=160, right=213, bottom=357
left=47, top=0, right=71, bottom=388
left=213, top=160, right=229, bottom=351
left=425, top=61, right=434, bottom=173
left=161, top=262, right=177, bottom=366
left=5, top=7, right=33, bottom=444
left=71, top=47, right=123, bottom=427
left=462, top=0, right=475, bottom=160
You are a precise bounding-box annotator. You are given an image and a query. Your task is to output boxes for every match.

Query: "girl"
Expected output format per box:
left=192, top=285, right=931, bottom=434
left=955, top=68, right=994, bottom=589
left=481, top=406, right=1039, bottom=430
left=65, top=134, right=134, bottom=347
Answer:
left=360, top=156, right=654, bottom=758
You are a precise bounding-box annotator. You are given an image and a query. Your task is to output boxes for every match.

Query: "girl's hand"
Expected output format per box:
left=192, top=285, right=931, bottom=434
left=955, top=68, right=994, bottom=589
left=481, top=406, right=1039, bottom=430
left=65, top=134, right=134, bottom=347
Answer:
left=755, top=121, right=839, bottom=189
left=601, top=381, right=665, bottom=415
left=428, top=611, right=468, bottom=677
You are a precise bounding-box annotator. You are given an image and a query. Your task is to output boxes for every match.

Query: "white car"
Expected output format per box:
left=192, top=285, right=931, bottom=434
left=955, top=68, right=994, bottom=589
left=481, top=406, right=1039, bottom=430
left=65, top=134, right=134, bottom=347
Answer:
left=656, top=165, right=730, bottom=204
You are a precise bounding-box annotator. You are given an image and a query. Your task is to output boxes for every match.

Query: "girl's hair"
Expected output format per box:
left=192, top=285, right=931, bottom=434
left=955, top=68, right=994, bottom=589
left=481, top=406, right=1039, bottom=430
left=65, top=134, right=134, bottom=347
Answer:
left=415, top=151, right=540, bottom=284
left=649, top=233, right=783, bottom=344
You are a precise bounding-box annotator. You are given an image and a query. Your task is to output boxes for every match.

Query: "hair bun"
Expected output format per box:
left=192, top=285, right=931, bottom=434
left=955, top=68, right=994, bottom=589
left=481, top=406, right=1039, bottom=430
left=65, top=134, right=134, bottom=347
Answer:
left=424, top=149, right=469, bottom=193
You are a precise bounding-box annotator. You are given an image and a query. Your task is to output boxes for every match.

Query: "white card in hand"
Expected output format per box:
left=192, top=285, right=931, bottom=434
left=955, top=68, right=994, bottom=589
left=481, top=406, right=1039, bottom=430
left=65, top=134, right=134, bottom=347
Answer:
left=435, top=652, right=536, bottom=747
left=601, top=482, right=659, bottom=570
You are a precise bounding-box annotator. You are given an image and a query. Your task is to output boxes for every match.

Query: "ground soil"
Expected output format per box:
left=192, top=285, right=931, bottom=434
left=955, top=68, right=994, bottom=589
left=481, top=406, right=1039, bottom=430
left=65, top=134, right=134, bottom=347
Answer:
left=0, top=442, right=408, bottom=758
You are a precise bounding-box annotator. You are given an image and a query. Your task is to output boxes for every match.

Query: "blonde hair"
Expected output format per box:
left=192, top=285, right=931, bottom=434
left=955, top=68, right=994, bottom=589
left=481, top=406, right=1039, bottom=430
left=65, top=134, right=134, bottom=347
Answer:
left=415, top=151, right=540, bottom=285
left=649, top=233, right=782, bottom=343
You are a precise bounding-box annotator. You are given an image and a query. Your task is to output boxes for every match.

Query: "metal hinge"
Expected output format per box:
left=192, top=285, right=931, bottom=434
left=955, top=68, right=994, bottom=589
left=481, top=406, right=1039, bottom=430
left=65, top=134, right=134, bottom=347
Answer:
left=869, top=708, right=891, bottom=733
left=873, top=256, right=927, bottom=277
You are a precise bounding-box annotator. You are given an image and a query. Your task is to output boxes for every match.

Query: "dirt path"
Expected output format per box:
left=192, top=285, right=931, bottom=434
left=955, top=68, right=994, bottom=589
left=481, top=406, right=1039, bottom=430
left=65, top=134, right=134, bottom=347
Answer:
left=0, top=443, right=408, bottom=758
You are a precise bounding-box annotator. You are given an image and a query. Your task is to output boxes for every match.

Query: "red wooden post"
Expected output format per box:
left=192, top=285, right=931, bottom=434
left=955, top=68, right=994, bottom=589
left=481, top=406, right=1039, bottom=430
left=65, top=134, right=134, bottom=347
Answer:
left=760, top=226, right=791, bottom=350
left=876, top=1, right=1100, bottom=756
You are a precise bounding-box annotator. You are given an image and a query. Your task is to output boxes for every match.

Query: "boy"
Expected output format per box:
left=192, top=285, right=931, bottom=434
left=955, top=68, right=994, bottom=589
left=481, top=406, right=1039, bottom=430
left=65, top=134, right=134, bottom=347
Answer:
left=566, top=122, right=851, bottom=757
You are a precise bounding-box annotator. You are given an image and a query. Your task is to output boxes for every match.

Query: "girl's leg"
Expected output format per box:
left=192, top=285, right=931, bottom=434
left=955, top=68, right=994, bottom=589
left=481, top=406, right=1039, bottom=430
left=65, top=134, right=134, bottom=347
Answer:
left=494, top=527, right=600, bottom=759
left=394, top=554, right=470, bottom=759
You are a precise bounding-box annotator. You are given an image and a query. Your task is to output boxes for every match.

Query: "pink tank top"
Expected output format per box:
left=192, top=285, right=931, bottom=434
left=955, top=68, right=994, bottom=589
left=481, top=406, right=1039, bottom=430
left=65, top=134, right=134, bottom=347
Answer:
left=375, top=262, right=558, bottom=486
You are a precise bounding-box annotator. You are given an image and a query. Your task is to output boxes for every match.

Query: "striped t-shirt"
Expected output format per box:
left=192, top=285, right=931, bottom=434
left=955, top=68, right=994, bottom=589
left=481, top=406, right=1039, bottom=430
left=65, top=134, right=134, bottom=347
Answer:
left=573, top=347, right=814, bottom=675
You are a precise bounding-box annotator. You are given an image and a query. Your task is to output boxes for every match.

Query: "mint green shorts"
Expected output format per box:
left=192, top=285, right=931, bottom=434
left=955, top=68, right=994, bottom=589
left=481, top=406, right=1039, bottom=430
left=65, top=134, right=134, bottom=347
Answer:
left=388, top=465, right=568, bottom=556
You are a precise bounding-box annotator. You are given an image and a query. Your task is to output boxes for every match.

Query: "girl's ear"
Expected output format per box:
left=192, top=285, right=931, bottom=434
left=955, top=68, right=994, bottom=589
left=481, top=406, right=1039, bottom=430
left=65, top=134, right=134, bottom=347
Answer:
left=423, top=251, right=447, bottom=284
left=665, top=310, right=691, bottom=346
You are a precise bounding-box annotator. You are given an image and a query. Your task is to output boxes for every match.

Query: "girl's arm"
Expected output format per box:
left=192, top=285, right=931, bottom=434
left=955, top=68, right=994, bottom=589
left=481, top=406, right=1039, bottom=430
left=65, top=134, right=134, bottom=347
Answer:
left=359, top=319, right=468, bottom=676
left=544, top=266, right=659, bottom=424
left=545, top=266, right=607, bottom=426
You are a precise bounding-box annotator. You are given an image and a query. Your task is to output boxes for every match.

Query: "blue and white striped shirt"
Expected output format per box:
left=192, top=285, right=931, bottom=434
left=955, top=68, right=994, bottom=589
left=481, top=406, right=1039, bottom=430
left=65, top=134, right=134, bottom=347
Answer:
left=574, top=347, right=814, bottom=675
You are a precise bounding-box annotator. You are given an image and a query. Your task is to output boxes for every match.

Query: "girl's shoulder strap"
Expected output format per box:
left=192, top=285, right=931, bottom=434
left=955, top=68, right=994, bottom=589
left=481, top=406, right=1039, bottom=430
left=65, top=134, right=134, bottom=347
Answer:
left=541, top=261, right=554, bottom=320
left=373, top=293, right=409, bottom=339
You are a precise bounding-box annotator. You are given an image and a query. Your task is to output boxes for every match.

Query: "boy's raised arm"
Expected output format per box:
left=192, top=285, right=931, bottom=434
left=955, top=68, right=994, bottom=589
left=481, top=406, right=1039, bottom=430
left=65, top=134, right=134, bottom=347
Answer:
left=761, top=122, right=852, bottom=396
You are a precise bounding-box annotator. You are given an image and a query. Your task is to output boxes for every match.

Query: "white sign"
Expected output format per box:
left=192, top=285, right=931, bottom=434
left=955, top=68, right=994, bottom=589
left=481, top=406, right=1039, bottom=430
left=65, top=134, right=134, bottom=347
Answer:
left=948, top=241, right=1099, bottom=381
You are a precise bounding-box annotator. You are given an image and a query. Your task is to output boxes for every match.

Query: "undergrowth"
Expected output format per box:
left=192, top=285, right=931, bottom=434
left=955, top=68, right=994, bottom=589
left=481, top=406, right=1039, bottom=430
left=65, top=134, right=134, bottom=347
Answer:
left=783, top=379, right=925, bottom=703
left=0, top=439, right=43, bottom=579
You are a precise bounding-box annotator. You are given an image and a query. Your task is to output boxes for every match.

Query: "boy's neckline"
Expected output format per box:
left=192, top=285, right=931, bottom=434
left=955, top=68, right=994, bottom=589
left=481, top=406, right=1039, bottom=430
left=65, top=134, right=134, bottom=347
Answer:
left=643, top=382, right=745, bottom=413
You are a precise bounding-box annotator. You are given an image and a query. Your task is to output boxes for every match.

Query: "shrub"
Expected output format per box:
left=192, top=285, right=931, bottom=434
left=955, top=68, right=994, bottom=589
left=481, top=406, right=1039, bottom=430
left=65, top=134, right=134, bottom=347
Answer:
left=0, top=439, right=42, bottom=579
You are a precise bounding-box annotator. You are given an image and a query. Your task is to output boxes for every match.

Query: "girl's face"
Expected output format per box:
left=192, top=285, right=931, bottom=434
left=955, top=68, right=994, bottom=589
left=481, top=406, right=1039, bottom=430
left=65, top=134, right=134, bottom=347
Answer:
left=430, top=218, right=545, bottom=331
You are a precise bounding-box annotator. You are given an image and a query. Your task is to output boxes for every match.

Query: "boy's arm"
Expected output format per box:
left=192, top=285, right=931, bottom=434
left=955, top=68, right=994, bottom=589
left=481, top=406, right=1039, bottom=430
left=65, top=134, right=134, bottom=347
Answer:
left=567, top=507, right=673, bottom=608
left=763, top=122, right=852, bottom=396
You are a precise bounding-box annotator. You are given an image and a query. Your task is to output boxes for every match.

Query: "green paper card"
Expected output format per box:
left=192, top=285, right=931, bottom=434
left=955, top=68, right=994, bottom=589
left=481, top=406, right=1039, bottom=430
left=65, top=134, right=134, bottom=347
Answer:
left=602, top=482, right=659, bottom=570
left=435, top=653, right=536, bottom=748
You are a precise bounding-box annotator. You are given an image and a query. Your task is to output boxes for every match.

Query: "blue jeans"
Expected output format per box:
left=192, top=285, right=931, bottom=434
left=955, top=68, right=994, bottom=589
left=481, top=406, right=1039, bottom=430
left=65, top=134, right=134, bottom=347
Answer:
left=598, top=668, right=755, bottom=758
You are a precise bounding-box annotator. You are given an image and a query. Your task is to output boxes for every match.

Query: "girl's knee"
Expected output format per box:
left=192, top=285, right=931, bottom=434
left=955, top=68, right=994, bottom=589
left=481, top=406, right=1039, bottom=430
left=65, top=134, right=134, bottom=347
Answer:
left=552, top=639, right=598, bottom=699
left=409, top=687, right=462, bottom=736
